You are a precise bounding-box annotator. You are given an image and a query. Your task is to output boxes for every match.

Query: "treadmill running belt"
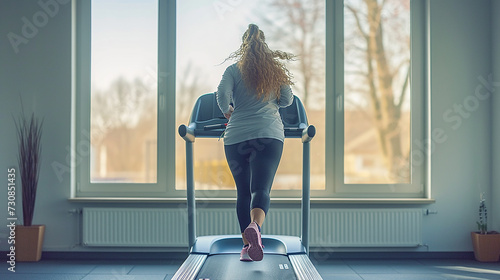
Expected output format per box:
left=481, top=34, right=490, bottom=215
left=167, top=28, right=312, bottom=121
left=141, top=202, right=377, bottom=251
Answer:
left=196, top=254, right=297, bottom=280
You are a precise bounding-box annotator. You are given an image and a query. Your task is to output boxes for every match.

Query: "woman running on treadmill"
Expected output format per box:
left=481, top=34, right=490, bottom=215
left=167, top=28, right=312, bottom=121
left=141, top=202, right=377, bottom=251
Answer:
left=216, top=24, right=295, bottom=262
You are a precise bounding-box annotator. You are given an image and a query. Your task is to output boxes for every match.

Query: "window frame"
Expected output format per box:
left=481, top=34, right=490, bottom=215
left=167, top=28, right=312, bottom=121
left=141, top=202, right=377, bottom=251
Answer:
left=328, top=0, right=428, bottom=198
left=72, top=0, right=429, bottom=200
left=73, top=0, right=176, bottom=197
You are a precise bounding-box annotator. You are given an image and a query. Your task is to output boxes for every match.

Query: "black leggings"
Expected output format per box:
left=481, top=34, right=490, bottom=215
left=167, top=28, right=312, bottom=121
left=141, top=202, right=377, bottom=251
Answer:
left=224, top=138, right=283, bottom=233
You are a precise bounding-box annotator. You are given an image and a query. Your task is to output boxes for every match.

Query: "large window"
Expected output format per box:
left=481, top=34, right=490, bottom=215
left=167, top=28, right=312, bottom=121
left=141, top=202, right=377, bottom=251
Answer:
left=74, top=0, right=171, bottom=197
left=90, top=0, right=158, bottom=184
left=330, top=0, right=426, bottom=197
left=175, top=0, right=326, bottom=197
left=343, top=0, right=411, bottom=184
left=74, top=0, right=427, bottom=199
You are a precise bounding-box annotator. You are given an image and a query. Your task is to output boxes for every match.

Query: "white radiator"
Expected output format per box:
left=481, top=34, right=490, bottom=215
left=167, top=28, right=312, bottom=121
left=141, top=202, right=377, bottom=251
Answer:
left=82, top=207, right=422, bottom=247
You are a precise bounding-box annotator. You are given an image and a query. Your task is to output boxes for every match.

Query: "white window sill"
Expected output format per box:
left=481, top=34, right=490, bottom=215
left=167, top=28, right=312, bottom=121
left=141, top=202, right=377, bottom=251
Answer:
left=68, top=197, right=435, bottom=204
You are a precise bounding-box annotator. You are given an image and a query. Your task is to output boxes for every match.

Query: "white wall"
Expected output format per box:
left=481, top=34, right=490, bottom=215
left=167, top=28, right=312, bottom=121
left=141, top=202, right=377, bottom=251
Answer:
left=0, top=0, right=495, bottom=253
left=0, top=0, right=78, bottom=250
left=424, top=0, right=492, bottom=251
left=492, top=0, right=500, bottom=232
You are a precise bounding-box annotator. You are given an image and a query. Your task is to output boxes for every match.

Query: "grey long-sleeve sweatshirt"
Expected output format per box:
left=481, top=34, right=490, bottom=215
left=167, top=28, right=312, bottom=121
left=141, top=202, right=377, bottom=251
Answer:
left=216, top=63, right=294, bottom=146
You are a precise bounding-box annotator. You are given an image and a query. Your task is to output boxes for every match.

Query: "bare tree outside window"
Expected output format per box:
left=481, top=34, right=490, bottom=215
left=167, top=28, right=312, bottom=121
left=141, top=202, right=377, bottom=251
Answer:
left=89, top=0, right=412, bottom=191
left=344, top=0, right=411, bottom=184
left=260, top=0, right=326, bottom=109
left=258, top=0, right=326, bottom=190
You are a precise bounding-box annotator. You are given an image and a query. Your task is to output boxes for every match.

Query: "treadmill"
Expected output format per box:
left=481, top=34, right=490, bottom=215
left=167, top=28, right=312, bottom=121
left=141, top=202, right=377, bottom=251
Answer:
left=172, top=93, right=322, bottom=280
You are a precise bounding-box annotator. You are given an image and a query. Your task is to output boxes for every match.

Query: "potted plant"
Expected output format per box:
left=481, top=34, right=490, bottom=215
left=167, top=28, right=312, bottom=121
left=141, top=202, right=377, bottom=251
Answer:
left=14, top=110, right=45, bottom=262
left=470, top=192, right=500, bottom=262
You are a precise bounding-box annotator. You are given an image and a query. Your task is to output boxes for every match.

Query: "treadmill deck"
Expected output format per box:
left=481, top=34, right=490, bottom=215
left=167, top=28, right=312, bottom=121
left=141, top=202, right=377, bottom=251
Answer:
left=196, top=254, right=297, bottom=280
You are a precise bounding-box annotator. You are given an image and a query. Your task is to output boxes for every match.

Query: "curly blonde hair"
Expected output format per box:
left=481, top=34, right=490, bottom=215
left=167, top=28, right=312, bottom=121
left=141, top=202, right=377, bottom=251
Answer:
left=225, top=24, right=295, bottom=100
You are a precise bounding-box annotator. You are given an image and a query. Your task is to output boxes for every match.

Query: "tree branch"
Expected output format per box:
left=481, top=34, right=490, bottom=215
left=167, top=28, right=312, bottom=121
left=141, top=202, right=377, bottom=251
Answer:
left=396, top=64, right=411, bottom=110
left=391, top=59, right=410, bottom=78
left=345, top=4, right=369, bottom=40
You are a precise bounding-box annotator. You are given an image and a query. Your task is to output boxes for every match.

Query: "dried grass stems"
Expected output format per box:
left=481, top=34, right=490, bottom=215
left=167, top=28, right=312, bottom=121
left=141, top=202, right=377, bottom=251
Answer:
left=14, top=110, right=43, bottom=226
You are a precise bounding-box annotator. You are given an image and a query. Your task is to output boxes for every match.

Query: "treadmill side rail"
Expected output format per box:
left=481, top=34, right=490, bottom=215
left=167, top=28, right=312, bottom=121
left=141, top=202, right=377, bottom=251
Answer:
left=289, top=254, right=323, bottom=280
left=170, top=254, right=207, bottom=280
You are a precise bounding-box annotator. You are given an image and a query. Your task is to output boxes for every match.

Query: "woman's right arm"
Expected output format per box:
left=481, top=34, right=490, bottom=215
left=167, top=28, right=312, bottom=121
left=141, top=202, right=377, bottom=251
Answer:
left=216, top=66, right=234, bottom=115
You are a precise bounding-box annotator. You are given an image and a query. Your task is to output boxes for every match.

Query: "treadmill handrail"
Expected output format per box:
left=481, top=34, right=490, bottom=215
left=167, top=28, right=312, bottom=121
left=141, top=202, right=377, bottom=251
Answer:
left=179, top=124, right=195, bottom=142
left=301, top=125, right=316, bottom=143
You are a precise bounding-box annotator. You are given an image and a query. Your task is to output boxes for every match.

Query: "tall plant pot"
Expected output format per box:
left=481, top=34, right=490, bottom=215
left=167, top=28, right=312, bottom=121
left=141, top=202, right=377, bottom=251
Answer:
left=15, top=225, right=45, bottom=262
left=471, top=231, right=500, bottom=262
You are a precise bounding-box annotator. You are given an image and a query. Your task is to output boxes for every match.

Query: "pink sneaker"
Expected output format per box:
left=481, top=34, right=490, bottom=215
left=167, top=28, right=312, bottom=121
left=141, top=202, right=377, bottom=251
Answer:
left=244, top=222, right=264, bottom=261
left=240, top=245, right=252, bottom=261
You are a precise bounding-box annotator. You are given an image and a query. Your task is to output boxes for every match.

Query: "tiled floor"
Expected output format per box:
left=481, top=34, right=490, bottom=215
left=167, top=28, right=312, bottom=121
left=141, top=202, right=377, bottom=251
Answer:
left=313, top=258, right=500, bottom=280
left=1, top=255, right=499, bottom=280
